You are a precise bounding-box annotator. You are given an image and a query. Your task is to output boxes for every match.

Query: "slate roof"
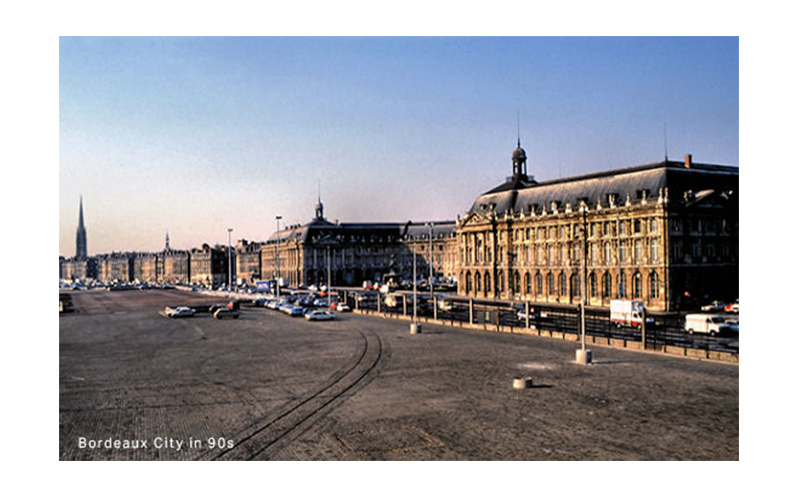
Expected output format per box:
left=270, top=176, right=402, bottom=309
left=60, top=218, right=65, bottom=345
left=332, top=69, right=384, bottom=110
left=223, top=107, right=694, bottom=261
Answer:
left=467, top=160, right=738, bottom=217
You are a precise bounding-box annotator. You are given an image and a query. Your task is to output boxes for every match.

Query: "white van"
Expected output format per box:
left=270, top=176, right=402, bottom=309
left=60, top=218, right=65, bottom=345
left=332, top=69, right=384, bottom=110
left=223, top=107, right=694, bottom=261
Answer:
left=684, top=314, right=738, bottom=336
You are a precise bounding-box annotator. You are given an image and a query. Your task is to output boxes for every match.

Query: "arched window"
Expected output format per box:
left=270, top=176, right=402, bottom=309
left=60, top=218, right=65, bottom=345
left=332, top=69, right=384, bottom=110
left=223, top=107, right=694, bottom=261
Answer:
left=559, top=272, right=567, bottom=296
left=513, top=271, right=521, bottom=295
left=525, top=272, right=531, bottom=295
left=535, top=272, right=543, bottom=295
left=475, top=272, right=482, bottom=293
left=633, top=272, right=642, bottom=299
left=466, top=272, right=472, bottom=294
left=649, top=272, right=660, bottom=299
left=602, top=272, right=612, bottom=298
left=547, top=272, right=555, bottom=295
left=484, top=271, right=492, bottom=294
left=570, top=273, right=580, bottom=300
left=498, top=271, right=505, bottom=293
left=589, top=272, right=598, bottom=298
left=618, top=271, right=627, bottom=298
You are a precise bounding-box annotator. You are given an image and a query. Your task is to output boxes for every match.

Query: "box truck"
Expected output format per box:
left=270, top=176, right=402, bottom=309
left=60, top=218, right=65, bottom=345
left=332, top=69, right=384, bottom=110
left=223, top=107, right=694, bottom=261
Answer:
left=610, top=300, right=652, bottom=328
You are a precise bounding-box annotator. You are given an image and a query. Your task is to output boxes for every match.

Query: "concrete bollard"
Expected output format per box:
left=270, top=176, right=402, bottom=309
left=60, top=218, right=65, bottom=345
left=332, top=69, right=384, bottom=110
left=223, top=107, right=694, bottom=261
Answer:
left=575, top=349, right=593, bottom=365
left=513, top=376, right=533, bottom=389
left=410, top=322, right=421, bottom=335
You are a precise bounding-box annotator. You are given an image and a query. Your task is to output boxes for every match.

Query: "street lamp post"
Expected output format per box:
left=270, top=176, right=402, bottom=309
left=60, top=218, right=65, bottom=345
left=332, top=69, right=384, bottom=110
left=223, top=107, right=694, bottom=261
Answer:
left=227, top=228, right=233, bottom=290
left=576, top=204, right=592, bottom=364
left=275, top=215, right=282, bottom=298
left=428, top=222, right=434, bottom=302
left=411, top=241, right=420, bottom=334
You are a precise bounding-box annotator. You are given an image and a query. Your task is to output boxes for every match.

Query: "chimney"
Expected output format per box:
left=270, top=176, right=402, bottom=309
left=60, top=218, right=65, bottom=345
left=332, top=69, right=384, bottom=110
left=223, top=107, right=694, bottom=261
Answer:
left=684, top=154, right=692, bottom=168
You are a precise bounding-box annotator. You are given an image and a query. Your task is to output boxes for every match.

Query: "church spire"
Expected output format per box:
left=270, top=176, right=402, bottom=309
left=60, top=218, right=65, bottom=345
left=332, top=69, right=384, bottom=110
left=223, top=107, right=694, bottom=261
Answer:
left=76, top=196, right=87, bottom=259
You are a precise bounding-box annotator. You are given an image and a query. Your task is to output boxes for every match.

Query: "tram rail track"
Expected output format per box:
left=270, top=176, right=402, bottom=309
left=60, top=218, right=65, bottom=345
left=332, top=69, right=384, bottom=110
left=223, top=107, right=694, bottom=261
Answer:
left=202, top=327, right=384, bottom=461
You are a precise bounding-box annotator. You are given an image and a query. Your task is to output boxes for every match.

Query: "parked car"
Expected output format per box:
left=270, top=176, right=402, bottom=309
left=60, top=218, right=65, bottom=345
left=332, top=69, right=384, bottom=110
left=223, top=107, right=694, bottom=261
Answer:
left=335, top=303, right=351, bottom=312
left=166, top=306, right=196, bottom=318
left=213, top=307, right=240, bottom=319
left=724, top=300, right=739, bottom=313
left=280, top=304, right=305, bottom=317
left=305, top=309, right=336, bottom=321
left=701, top=301, right=726, bottom=312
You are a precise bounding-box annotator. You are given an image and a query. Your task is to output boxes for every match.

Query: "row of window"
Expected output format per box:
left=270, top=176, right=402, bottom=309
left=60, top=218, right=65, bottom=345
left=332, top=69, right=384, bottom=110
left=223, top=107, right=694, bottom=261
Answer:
left=463, top=269, right=661, bottom=300
left=462, top=238, right=662, bottom=266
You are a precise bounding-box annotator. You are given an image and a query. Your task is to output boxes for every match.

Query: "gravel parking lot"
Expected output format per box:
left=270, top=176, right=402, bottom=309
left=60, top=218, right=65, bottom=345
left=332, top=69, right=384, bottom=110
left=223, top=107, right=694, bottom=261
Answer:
left=59, top=289, right=738, bottom=460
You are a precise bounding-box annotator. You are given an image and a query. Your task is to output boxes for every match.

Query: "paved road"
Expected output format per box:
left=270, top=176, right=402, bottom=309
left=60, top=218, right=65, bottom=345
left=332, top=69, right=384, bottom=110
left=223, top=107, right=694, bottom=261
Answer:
left=60, top=289, right=738, bottom=460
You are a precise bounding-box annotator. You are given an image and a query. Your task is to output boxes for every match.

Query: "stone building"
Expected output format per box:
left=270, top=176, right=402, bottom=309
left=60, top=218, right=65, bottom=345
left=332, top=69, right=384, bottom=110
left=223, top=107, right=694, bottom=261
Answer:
left=161, top=249, right=190, bottom=285
left=190, top=244, right=228, bottom=287
left=235, top=239, right=263, bottom=286
left=402, top=221, right=458, bottom=284
left=96, top=253, right=134, bottom=283
left=260, top=198, right=456, bottom=288
left=61, top=257, right=97, bottom=281
left=132, top=252, right=159, bottom=283
left=456, top=142, right=738, bottom=312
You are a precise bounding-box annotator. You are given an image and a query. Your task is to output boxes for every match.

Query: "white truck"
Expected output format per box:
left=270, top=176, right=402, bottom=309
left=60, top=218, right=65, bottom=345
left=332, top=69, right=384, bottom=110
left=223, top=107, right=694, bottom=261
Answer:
left=610, top=300, right=652, bottom=328
left=684, top=314, right=738, bottom=336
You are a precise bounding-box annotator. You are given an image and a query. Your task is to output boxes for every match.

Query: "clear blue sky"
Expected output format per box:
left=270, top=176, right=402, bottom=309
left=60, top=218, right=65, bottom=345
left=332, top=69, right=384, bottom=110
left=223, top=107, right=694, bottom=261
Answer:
left=59, top=36, right=738, bottom=256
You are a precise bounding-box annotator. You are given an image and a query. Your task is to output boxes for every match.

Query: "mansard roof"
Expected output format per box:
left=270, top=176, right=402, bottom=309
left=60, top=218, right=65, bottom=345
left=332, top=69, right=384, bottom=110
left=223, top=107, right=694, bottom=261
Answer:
left=267, top=216, right=456, bottom=246
left=466, top=159, right=738, bottom=218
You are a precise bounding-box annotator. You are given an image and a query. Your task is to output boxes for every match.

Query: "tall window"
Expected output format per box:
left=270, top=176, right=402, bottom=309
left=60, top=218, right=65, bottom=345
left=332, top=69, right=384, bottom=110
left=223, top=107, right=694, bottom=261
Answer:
left=619, top=271, right=627, bottom=298
left=602, top=272, right=612, bottom=298
left=559, top=272, right=567, bottom=296
left=525, top=272, right=531, bottom=294
left=535, top=272, right=543, bottom=295
left=547, top=272, right=555, bottom=295
left=633, top=272, right=642, bottom=299
left=634, top=240, right=643, bottom=264
left=589, top=272, right=598, bottom=298
left=484, top=271, right=492, bottom=294
left=649, top=272, right=660, bottom=299
left=498, top=271, right=505, bottom=293
left=650, top=239, right=659, bottom=263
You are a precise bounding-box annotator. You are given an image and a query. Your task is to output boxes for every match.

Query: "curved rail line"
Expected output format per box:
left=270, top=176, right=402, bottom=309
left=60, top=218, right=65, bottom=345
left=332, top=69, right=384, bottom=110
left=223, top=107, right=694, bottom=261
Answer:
left=204, top=327, right=384, bottom=461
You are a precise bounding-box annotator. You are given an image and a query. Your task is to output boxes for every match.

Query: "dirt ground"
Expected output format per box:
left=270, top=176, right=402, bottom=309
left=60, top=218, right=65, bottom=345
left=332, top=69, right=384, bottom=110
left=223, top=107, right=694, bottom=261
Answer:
left=59, top=289, right=738, bottom=460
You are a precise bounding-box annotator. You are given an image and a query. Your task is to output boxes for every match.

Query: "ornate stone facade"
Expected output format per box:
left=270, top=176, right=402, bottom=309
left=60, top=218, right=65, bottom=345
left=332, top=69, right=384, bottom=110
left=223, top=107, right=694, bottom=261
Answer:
left=457, top=147, right=738, bottom=312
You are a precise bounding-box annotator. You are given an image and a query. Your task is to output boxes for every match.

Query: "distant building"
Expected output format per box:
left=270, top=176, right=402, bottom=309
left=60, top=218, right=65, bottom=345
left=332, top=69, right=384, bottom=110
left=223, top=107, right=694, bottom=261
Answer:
left=235, top=239, right=263, bottom=286
left=190, top=244, right=228, bottom=287
left=96, top=253, right=134, bottom=283
left=456, top=142, right=738, bottom=311
left=261, top=198, right=456, bottom=288
left=162, top=249, right=190, bottom=285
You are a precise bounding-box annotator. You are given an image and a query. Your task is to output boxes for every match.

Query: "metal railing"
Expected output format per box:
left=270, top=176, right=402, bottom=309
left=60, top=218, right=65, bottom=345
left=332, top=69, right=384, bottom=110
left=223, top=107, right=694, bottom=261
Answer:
left=339, top=290, right=739, bottom=355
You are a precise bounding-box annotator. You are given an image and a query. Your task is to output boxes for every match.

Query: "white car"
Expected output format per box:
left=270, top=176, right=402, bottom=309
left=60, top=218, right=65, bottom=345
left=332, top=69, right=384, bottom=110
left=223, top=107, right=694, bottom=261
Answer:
left=305, top=310, right=336, bottom=321
left=166, top=306, right=196, bottom=318
left=335, top=303, right=351, bottom=312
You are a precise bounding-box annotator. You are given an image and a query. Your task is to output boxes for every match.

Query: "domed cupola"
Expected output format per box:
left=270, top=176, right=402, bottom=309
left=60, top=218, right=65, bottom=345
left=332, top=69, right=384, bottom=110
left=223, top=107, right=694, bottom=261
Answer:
left=512, top=138, right=527, bottom=179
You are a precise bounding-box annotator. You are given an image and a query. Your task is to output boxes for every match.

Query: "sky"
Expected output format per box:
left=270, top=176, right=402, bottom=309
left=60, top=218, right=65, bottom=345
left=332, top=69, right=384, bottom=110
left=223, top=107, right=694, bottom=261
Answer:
left=59, top=37, right=738, bottom=256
